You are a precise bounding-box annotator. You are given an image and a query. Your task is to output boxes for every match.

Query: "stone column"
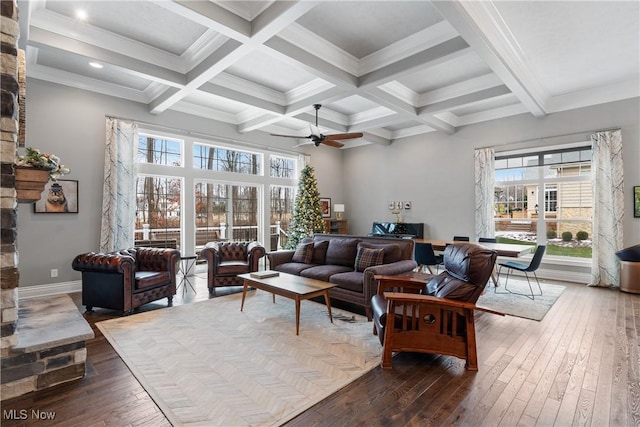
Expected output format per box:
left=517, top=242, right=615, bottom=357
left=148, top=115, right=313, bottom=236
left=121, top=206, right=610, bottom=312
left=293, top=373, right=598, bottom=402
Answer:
left=1, top=0, right=20, bottom=373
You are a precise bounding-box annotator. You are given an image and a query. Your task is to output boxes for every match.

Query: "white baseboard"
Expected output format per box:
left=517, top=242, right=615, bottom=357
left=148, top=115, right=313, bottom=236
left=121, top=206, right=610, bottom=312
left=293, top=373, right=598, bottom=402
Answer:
left=18, top=280, right=82, bottom=301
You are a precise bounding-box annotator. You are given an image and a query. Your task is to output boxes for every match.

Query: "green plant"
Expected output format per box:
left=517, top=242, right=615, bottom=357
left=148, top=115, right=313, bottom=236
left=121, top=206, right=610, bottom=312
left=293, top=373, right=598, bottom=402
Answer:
left=546, top=230, right=557, bottom=239
left=561, top=231, right=573, bottom=242
left=576, top=231, right=589, bottom=240
left=16, top=147, right=70, bottom=181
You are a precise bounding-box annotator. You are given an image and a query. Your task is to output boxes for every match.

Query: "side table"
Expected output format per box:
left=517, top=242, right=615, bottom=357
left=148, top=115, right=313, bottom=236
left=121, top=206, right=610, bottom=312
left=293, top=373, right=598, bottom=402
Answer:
left=177, top=255, right=197, bottom=294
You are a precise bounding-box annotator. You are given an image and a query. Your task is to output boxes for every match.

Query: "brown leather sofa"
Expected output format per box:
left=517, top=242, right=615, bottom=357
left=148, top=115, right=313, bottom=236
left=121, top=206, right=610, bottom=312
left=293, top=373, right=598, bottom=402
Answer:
left=371, top=243, right=498, bottom=370
left=200, top=241, right=265, bottom=292
left=267, top=234, right=417, bottom=320
left=72, top=247, right=181, bottom=315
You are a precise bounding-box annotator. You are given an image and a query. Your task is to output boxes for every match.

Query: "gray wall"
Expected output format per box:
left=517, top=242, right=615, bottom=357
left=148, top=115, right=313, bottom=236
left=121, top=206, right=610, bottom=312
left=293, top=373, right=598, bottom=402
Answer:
left=343, top=98, right=640, bottom=245
left=17, top=78, right=639, bottom=288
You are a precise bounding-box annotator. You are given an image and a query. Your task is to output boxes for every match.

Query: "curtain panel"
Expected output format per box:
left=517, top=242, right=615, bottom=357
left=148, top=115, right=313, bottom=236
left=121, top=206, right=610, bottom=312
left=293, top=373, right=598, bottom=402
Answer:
left=474, top=148, right=495, bottom=240
left=590, top=129, right=624, bottom=287
left=100, top=118, right=138, bottom=252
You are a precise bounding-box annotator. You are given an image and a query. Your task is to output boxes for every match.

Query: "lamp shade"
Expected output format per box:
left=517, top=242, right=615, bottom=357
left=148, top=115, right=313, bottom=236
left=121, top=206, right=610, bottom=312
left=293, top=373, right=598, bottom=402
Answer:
left=334, top=204, right=345, bottom=219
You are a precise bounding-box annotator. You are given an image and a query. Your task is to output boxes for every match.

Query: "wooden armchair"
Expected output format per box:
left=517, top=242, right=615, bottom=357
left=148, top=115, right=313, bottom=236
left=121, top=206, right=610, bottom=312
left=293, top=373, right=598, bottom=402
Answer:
left=371, top=243, right=501, bottom=371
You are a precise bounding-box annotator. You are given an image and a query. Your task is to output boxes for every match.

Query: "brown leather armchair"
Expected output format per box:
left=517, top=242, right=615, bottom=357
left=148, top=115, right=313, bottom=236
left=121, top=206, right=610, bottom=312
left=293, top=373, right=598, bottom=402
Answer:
left=72, top=247, right=180, bottom=315
left=200, top=241, right=265, bottom=292
left=371, top=243, right=500, bottom=370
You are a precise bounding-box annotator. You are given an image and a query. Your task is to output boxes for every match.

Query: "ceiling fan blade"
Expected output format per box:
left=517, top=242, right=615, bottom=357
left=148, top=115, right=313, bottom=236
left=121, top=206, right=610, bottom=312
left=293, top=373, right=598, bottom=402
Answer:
left=323, top=132, right=363, bottom=141
left=270, top=133, right=309, bottom=139
left=321, top=139, right=344, bottom=148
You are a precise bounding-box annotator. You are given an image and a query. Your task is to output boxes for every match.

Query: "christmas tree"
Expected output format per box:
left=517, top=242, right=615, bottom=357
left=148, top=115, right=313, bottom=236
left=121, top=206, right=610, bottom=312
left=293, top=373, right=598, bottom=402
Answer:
left=286, top=165, right=326, bottom=248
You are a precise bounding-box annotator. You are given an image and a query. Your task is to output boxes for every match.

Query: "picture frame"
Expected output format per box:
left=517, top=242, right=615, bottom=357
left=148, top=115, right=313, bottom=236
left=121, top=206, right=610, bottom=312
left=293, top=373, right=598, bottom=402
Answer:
left=634, top=186, right=640, bottom=218
left=34, top=180, right=78, bottom=213
left=319, top=198, right=331, bottom=218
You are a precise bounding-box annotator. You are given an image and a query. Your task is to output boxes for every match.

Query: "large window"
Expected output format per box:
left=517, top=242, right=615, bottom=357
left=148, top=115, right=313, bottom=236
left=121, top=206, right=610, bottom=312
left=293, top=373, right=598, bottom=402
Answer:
left=135, top=175, right=182, bottom=247
left=134, top=129, right=300, bottom=254
left=494, top=145, right=592, bottom=258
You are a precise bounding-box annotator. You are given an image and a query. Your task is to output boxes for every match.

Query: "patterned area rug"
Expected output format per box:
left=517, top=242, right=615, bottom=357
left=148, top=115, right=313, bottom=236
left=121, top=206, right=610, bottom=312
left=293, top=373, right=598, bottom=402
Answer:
left=97, top=290, right=381, bottom=427
left=477, top=280, right=566, bottom=321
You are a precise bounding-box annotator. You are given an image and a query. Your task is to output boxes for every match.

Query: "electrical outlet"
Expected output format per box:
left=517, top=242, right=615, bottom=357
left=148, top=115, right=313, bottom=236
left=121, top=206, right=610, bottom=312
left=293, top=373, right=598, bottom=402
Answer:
left=51, top=269, right=58, bottom=278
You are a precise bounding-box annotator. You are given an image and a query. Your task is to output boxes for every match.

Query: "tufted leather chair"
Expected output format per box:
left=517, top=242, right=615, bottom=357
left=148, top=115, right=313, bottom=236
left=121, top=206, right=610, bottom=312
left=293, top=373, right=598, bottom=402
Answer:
left=200, top=241, right=265, bottom=292
left=72, top=247, right=180, bottom=315
left=371, top=243, right=499, bottom=370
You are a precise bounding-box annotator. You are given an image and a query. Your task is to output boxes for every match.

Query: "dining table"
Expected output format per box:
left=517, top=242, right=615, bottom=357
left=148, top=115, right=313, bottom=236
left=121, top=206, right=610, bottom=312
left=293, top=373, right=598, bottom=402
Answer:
left=412, top=239, right=535, bottom=286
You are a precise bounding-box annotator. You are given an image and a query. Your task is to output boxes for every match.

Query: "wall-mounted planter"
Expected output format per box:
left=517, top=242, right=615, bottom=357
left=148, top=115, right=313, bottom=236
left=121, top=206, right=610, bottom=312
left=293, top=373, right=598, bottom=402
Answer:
left=15, top=166, right=49, bottom=203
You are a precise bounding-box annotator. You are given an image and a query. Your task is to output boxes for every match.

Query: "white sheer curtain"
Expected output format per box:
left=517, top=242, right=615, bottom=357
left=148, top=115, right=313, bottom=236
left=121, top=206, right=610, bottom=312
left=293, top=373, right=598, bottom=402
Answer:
left=474, top=148, right=495, bottom=240
left=590, top=129, right=624, bottom=287
left=100, top=118, right=138, bottom=252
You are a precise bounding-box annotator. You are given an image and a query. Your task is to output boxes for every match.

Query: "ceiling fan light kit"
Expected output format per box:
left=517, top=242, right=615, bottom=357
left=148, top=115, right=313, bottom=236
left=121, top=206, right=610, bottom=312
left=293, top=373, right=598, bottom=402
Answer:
left=271, top=104, right=363, bottom=148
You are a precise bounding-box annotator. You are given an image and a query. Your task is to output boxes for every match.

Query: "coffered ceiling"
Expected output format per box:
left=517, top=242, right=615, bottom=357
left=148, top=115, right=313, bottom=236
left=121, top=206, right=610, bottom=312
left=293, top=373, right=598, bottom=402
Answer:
left=18, top=1, right=640, bottom=148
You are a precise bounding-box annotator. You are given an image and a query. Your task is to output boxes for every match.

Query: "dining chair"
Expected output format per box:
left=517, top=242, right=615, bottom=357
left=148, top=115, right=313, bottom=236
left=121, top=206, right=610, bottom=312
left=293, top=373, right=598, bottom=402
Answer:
left=479, top=237, right=497, bottom=243
left=496, top=245, right=546, bottom=299
left=453, top=236, right=470, bottom=241
left=414, top=242, right=444, bottom=274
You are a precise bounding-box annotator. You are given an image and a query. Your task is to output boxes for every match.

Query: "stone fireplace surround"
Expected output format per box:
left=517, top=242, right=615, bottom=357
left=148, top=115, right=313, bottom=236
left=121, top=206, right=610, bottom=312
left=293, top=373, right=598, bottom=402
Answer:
left=1, top=0, right=93, bottom=400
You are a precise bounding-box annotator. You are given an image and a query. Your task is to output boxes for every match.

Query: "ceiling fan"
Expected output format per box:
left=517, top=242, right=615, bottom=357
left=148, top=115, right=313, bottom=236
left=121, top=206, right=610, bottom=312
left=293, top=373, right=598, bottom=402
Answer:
left=270, top=104, right=363, bottom=148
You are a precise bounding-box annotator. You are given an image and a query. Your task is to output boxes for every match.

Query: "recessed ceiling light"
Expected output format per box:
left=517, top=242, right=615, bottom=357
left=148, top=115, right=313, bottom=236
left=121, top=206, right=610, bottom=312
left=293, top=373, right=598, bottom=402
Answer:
left=75, top=9, right=88, bottom=21
left=89, top=62, right=103, bottom=69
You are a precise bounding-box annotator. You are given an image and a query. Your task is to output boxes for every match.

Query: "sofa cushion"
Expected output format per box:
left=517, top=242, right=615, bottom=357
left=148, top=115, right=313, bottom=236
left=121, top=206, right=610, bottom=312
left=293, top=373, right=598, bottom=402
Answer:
left=135, top=271, right=170, bottom=290
left=329, top=271, right=364, bottom=293
left=292, top=242, right=314, bottom=263
left=311, top=240, right=330, bottom=264
left=325, top=238, right=360, bottom=267
left=358, top=242, right=402, bottom=264
left=216, top=261, right=251, bottom=275
left=300, top=264, right=352, bottom=281
left=273, top=262, right=316, bottom=275
left=354, top=246, right=385, bottom=272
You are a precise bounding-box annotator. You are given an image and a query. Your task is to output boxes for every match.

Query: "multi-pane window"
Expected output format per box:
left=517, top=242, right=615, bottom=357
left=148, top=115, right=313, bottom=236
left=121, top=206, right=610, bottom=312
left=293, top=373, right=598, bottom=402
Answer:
left=138, top=134, right=182, bottom=166
left=270, top=155, right=296, bottom=178
left=195, top=182, right=227, bottom=245
left=494, top=145, right=592, bottom=258
left=193, top=143, right=261, bottom=175
left=134, top=175, right=181, bottom=247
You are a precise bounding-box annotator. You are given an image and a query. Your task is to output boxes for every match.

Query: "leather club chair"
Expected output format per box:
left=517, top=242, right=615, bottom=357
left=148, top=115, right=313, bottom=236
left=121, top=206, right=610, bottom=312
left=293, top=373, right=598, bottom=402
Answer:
left=72, top=247, right=181, bottom=315
left=200, top=241, right=265, bottom=292
left=371, top=243, right=500, bottom=371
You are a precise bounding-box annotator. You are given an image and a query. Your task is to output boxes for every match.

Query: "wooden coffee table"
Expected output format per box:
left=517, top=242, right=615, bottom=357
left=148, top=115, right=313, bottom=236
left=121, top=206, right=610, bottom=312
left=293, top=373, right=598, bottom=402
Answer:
left=238, top=272, right=337, bottom=335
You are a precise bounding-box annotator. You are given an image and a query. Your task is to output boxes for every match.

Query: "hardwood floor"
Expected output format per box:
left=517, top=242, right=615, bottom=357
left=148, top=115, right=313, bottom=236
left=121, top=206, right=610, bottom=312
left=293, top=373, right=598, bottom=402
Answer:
left=1, top=269, right=638, bottom=427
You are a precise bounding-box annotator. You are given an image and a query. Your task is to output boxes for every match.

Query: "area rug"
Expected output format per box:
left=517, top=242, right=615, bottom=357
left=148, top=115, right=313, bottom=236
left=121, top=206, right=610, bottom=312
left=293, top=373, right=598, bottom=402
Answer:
left=476, top=280, right=566, bottom=321
left=97, top=290, right=381, bottom=426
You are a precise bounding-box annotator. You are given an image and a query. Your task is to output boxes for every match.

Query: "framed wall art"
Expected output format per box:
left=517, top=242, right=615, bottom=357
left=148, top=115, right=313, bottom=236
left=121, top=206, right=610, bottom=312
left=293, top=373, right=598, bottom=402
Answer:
left=320, top=198, right=331, bottom=218
left=34, top=180, right=78, bottom=213
left=634, top=186, right=640, bottom=218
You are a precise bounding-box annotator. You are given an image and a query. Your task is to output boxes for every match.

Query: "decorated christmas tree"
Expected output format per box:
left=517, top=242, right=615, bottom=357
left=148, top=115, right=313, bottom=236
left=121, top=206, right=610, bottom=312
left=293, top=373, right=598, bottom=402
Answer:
left=286, top=165, right=326, bottom=249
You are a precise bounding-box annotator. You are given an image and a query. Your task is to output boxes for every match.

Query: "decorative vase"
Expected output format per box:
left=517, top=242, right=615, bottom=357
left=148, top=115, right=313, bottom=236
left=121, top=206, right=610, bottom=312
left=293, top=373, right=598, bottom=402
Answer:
left=15, top=166, right=50, bottom=203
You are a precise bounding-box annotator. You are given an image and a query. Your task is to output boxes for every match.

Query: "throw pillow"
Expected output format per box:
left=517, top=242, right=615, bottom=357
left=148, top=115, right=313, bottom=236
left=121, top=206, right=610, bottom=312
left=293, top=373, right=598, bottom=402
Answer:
left=311, top=240, right=330, bottom=264
left=292, top=242, right=314, bottom=264
left=354, top=246, right=385, bottom=272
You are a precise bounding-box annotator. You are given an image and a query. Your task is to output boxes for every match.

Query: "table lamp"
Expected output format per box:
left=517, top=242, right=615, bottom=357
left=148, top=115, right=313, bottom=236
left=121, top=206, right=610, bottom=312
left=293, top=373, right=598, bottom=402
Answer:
left=334, top=204, right=345, bottom=220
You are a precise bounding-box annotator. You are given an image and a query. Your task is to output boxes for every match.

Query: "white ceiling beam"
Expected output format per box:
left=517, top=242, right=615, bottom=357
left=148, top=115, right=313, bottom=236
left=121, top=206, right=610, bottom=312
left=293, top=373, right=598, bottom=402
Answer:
left=364, top=87, right=455, bottom=134
left=432, top=0, right=547, bottom=118
left=264, top=37, right=358, bottom=88
left=359, top=38, right=472, bottom=88
left=150, top=2, right=318, bottom=114
left=154, top=0, right=251, bottom=42
left=418, top=85, right=512, bottom=115
left=238, top=113, right=283, bottom=133
left=29, top=27, right=186, bottom=87
left=198, top=83, right=285, bottom=115
left=418, top=72, right=504, bottom=106
left=349, top=114, right=403, bottom=132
